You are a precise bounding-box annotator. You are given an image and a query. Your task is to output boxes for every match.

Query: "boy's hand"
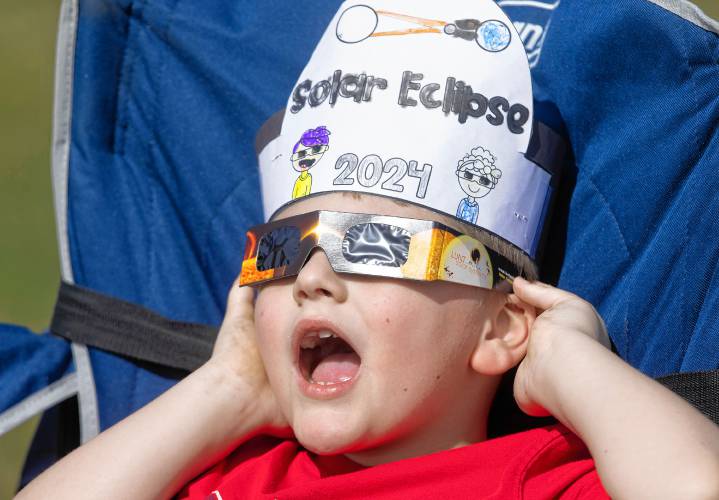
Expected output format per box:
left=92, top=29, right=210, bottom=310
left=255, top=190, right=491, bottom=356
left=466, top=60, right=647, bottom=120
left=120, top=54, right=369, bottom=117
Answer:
left=18, top=278, right=292, bottom=500
left=208, top=280, right=292, bottom=438
left=509, top=278, right=719, bottom=499
left=511, top=278, right=610, bottom=418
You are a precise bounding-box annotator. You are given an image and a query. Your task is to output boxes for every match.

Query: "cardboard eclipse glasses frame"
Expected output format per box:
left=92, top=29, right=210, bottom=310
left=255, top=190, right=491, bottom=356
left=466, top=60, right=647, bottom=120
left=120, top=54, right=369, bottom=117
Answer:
left=240, top=210, right=520, bottom=290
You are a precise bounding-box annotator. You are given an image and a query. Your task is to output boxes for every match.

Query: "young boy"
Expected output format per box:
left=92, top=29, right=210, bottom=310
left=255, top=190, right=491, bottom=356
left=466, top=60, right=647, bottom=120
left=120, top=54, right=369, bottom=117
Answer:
left=17, top=191, right=719, bottom=499
left=18, top=1, right=719, bottom=498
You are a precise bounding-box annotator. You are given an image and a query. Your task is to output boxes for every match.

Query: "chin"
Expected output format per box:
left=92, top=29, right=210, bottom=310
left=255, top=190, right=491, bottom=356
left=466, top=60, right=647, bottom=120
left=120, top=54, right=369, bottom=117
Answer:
left=293, top=413, right=365, bottom=455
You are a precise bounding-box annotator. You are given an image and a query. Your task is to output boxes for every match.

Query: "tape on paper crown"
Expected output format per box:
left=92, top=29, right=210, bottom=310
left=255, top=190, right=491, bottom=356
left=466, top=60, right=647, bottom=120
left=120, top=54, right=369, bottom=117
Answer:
left=255, top=0, right=565, bottom=267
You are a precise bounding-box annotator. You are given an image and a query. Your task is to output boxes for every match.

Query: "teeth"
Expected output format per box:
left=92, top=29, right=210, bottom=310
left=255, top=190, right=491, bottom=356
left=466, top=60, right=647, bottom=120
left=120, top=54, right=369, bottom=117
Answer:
left=300, top=333, right=319, bottom=349
left=310, top=376, right=352, bottom=386
left=299, top=330, right=338, bottom=349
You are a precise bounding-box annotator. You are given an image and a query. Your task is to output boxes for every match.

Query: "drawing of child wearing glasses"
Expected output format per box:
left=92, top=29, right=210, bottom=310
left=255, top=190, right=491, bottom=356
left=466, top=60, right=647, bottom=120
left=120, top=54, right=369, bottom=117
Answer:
left=291, top=126, right=331, bottom=199
left=455, top=146, right=502, bottom=225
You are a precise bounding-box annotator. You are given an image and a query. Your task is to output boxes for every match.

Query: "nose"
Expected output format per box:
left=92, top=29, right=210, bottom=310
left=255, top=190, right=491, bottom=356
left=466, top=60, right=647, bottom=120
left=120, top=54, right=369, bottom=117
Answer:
left=292, top=248, right=348, bottom=305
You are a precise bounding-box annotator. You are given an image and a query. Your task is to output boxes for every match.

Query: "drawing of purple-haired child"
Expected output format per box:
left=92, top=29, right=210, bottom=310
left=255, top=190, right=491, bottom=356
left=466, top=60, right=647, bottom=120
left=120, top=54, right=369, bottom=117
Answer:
left=291, top=126, right=331, bottom=199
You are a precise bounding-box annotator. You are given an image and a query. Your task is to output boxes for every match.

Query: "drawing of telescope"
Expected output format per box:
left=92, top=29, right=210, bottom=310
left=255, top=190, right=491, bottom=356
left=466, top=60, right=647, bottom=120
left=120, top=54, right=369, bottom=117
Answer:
left=336, top=5, right=512, bottom=52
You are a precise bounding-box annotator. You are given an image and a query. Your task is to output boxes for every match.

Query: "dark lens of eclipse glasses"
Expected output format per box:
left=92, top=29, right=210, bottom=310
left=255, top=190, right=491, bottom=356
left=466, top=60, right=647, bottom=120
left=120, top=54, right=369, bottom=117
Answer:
left=256, top=226, right=301, bottom=271
left=342, top=223, right=411, bottom=267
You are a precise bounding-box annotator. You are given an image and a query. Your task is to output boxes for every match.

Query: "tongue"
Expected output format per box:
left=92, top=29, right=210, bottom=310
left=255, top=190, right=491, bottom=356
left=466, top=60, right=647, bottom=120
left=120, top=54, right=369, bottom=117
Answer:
left=311, top=352, right=361, bottom=383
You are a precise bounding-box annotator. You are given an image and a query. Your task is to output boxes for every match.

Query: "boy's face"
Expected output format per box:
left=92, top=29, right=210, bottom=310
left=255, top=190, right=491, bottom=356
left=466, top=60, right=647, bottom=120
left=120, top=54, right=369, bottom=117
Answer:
left=254, top=193, right=505, bottom=465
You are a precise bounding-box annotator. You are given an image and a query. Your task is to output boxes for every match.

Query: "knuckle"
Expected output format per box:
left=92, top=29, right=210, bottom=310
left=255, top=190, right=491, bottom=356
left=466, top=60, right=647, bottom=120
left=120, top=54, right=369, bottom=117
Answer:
left=568, top=296, right=592, bottom=313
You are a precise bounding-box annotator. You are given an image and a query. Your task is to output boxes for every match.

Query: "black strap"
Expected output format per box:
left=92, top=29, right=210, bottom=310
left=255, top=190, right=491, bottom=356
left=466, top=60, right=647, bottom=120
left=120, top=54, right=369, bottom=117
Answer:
left=255, top=108, right=285, bottom=157
left=657, top=371, right=719, bottom=425
left=50, top=281, right=218, bottom=372
left=51, top=283, right=719, bottom=422
left=526, top=120, right=567, bottom=187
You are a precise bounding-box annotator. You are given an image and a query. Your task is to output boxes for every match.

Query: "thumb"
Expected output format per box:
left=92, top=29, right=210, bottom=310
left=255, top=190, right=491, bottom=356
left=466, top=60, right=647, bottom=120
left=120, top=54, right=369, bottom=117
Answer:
left=226, top=281, right=255, bottom=324
left=512, top=277, right=576, bottom=312
left=213, top=281, right=256, bottom=357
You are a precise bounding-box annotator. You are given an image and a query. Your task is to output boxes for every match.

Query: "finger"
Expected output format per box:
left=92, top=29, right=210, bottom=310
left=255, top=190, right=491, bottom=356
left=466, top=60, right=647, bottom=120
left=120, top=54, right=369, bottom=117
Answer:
left=512, top=277, right=578, bottom=311
left=214, top=285, right=256, bottom=356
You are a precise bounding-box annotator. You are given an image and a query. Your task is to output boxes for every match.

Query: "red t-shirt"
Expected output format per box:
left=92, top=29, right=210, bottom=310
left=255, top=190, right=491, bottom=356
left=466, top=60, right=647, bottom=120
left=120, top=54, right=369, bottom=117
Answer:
left=177, top=425, right=608, bottom=499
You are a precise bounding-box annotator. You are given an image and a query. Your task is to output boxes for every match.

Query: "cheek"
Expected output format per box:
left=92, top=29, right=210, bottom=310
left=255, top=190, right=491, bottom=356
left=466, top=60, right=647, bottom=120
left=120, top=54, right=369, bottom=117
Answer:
left=364, top=289, right=482, bottom=375
left=362, top=289, right=426, bottom=337
left=255, top=294, right=281, bottom=348
left=254, top=289, right=293, bottom=382
left=362, top=290, right=447, bottom=368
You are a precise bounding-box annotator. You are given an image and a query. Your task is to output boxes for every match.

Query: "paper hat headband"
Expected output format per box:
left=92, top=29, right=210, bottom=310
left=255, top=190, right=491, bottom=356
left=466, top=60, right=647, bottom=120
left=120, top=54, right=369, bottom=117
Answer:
left=255, top=0, right=565, bottom=261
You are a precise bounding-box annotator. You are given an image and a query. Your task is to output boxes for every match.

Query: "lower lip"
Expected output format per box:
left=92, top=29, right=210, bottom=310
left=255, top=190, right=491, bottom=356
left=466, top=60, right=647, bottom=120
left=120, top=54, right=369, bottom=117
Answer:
left=295, top=369, right=360, bottom=400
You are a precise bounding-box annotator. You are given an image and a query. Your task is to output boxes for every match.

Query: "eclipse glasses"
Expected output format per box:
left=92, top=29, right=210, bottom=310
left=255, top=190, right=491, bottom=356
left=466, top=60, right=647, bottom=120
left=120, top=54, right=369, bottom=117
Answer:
left=240, top=210, right=521, bottom=290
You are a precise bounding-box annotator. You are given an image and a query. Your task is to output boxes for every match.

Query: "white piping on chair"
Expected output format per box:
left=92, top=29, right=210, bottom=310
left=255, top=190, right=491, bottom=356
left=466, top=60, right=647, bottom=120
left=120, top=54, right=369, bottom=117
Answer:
left=71, top=343, right=100, bottom=443
left=647, top=0, right=719, bottom=35
left=0, top=374, right=79, bottom=436
left=52, top=0, right=79, bottom=283
left=51, top=0, right=101, bottom=443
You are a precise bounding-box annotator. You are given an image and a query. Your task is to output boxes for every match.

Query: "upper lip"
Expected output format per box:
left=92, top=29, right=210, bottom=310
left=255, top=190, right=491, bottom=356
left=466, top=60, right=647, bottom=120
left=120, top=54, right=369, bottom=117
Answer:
left=291, top=317, right=360, bottom=371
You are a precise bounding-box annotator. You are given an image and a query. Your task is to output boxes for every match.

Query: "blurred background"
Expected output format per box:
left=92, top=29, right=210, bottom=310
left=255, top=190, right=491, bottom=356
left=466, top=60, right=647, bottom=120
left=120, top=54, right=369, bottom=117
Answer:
left=1, top=0, right=717, bottom=498
left=1, top=0, right=61, bottom=498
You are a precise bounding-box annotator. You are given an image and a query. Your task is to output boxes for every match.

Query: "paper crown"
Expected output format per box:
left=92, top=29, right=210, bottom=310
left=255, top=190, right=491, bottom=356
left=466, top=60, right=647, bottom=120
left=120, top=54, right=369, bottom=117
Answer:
left=255, top=0, right=565, bottom=260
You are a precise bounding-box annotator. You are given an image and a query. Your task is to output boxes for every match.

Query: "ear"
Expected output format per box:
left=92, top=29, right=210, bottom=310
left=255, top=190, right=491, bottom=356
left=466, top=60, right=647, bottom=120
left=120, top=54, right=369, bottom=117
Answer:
left=470, top=293, right=535, bottom=376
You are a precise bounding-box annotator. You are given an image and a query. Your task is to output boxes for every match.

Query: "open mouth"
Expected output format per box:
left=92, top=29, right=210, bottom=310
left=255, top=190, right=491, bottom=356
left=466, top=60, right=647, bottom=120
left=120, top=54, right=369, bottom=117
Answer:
left=299, top=159, right=316, bottom=168
left=298, top=330, right=361, bottom=385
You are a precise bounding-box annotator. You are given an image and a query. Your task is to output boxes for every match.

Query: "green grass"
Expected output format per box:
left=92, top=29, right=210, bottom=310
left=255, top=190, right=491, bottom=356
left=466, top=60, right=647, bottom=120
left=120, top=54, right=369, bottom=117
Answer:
left=0, top=1, right=60, bottom=330
left=0, top=1, right=717, bottom=498
left=0, top=1, right=60, bottom=498
left=700, top=1, right=719, bottom=19
left=0, top=419, right=39, bottom=500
